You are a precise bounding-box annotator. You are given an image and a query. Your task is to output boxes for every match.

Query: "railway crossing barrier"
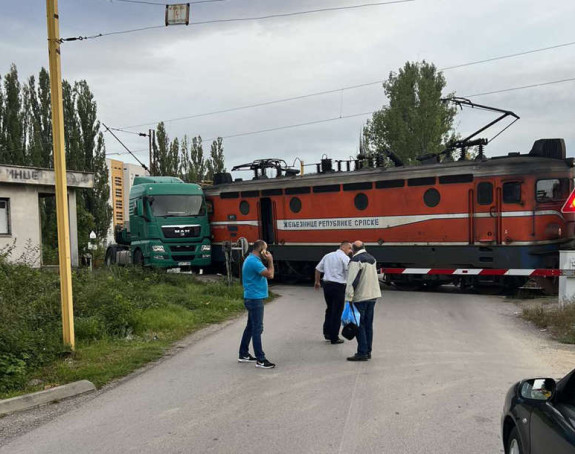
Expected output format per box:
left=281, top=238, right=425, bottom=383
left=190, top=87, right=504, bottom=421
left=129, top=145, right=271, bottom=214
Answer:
left=379, top=265, right=575, bottom=307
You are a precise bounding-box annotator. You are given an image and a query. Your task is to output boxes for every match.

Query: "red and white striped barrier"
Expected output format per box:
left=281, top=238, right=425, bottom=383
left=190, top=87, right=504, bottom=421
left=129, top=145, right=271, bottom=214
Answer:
left=379, top=268, right=575, bottom=277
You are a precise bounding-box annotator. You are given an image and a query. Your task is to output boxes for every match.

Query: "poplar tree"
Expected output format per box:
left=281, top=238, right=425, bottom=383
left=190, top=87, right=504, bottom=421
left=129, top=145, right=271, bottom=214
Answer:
left=74, top=80, right=111, bottom=241
left=363, top=61, right=457, bottom=165
left=2, top=65, right=26, bottom=165
left=205, top=137, right=225, bottom=181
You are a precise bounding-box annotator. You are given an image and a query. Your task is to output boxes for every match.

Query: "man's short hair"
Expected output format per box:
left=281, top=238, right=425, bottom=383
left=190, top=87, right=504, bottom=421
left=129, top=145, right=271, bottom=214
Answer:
left=352, top=241, right=364, bottom=253
left=253, top=240, right=267, bottom=252
left=340, top=241, right=351, bottom=246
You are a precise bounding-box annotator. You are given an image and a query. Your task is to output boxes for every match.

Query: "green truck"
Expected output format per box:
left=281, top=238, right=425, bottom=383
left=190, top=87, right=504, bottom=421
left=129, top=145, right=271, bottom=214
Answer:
left=105, top=176, right=211, bottom=269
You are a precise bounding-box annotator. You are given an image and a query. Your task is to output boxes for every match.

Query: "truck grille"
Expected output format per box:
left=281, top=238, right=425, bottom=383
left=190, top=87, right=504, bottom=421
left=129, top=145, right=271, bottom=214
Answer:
left=171, top=254, right=196, bottom=261
left=162, top=225, right=201, bottom=239
left=170, top=245, right=197, bottom=252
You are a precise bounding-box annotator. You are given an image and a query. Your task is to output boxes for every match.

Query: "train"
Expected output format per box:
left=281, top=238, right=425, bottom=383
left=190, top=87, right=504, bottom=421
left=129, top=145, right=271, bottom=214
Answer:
left=204, top=100, right=575, bottom=290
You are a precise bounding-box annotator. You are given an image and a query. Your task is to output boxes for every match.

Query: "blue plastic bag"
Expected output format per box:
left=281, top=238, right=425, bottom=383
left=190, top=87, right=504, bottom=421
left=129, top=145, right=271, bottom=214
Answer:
left=341, top=302, right=360, bottom=327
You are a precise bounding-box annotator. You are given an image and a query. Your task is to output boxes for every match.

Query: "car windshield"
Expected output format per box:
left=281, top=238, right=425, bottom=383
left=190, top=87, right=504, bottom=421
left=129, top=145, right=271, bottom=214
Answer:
left=148, top=195, right=204, bottom=217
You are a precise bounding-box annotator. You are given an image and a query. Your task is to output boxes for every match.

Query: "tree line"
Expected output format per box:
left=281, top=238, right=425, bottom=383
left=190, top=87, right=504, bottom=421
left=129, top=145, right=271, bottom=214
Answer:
left=0, top=64, right=228, bottom=261
left=150, top=123, right=226, bottom=183
left=0, top=64, right=111, bottom=258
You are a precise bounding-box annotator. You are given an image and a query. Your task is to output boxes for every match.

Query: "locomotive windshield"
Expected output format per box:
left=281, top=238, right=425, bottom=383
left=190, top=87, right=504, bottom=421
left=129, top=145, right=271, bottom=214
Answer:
left=536, top=179, right=569, bottom=202
left=148, top=195, right=205, bottom=217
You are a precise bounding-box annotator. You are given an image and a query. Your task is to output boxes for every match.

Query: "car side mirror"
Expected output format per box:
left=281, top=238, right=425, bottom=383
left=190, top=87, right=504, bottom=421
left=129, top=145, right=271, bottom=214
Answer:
left=519, top=378, right=556, bottom=402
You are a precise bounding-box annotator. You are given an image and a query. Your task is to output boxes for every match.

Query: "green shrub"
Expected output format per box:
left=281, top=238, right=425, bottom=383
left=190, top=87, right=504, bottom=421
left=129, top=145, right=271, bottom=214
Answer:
left=0, top=354, right=28, bottom=392
left=0, top=260, right=244, bottom=394
left=75, top=316, right=107, bottom=341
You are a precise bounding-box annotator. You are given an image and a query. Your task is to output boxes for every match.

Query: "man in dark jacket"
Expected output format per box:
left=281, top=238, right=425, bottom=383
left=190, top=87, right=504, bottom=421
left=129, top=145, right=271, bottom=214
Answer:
left=345, top=241, right=381, bottom=362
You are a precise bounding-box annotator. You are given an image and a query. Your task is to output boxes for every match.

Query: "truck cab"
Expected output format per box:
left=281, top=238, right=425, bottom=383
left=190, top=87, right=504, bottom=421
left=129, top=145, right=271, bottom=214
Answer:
left=107, top=176, right=211, bottom=269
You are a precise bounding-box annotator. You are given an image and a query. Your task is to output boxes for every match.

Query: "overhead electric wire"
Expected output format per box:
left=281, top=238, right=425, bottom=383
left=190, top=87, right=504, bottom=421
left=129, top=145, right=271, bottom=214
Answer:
left=110, top=0, right=224, bottom=5
left=211, top=111, right=376, bottom=141
left=102, top=123, right=150, bottom=169
left=441, top=40, right=575, bottom=71
left=465, top=77, right=575, bottom=98
left=105, top=75, right=575, bottom=156
left=121, top=81, right=379, bottom=128
left=60, top=0, right=415, bottom=41
left=120, top=39, right=575, bottom=129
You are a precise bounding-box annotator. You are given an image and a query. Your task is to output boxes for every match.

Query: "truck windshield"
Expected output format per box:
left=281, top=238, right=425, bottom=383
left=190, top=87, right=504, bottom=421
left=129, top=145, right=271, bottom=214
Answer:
left=148, top=195, right=204, bottom=217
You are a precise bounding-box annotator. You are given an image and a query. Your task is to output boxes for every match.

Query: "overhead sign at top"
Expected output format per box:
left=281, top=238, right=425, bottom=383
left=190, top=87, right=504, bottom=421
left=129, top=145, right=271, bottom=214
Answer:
left=165, top=4, right=190, bottom=26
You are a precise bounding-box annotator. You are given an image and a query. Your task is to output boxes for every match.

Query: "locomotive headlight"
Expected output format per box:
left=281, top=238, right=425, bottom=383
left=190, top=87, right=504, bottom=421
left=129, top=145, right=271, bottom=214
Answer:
left=545, top=223, right=562, bottom=239
left=152, top=245, right=165, bottom=252
left=201, top=245, right=211, bottom=251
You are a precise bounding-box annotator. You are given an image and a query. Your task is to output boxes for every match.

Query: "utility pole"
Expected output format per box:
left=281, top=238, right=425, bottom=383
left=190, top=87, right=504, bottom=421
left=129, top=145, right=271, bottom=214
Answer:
left=148, top=129, right=153, bottom=176
left=46, top=0, right=75, bottom=349
left=152, top=130, right=156, bottom=175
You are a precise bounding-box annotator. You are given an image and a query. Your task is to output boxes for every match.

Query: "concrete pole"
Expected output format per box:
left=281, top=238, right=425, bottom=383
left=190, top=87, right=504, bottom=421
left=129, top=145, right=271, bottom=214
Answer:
left=46, top=0, right=75, bottom=349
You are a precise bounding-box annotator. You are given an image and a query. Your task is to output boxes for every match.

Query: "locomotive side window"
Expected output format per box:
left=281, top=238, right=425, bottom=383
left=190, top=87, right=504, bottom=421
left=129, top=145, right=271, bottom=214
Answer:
left=286, top=187, right=311, bottom=195
left=354, top=193, right=369, bottom=210
left=503, top=182, right=522, bottom=204
left=290, top=197, right=302, bottom=213
left=376, top=179, right=404, bottom=189
left=408, top=177, right=436, bottom=187
left=423, top=188, right=440, bottom=207
left=220, top=192, right=240, bottom=199
left=239, top=200, right=250, bottom=215
left=262, top=188, right=283, bottom=196
left=343, top=182, right=373, bottom=191
left=477, top=182, right=493, bottom=205
left=536, top=179, right=569, bottom=202
left=313, top=184, right=340, bottom=193
left=439, top=174, right=473, bottom=184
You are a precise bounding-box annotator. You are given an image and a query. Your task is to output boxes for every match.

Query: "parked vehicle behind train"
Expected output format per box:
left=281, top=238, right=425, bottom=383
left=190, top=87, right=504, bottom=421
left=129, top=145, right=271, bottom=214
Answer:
left=105, top=176, right=211, bottom=269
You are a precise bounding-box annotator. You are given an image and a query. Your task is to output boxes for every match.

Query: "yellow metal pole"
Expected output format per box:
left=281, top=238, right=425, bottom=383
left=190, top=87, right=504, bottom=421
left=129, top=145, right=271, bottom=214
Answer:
left=46, top=0, right=75, bottom=349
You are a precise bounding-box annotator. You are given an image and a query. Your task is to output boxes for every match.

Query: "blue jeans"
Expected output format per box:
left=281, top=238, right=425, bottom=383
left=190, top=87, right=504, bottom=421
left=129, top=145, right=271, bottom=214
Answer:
left=239, top=299, right=266, bottom=361
left=354, top=299, right=376, bottom=357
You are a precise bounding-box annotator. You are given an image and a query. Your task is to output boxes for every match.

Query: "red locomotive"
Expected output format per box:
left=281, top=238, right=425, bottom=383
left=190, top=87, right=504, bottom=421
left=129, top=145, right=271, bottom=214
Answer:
left=205, top=100, right=575, bottom=289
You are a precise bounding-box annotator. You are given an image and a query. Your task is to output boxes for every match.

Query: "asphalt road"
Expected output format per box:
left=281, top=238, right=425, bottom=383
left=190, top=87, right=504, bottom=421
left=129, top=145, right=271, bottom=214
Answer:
left=1, top=285, right=574, bottom=454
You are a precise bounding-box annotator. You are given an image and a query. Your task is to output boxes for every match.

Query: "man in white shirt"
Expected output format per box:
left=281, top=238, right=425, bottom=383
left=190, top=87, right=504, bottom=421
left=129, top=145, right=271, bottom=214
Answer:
left=314, top=241, right=353, bottom=344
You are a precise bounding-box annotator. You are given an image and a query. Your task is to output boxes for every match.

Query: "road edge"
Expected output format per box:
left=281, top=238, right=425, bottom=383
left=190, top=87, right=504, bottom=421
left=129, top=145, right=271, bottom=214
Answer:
left=0, top=380, right=96, bottom=417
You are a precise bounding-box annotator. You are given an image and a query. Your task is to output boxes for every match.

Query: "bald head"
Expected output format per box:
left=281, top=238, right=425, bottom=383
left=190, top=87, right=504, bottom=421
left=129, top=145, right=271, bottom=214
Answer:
left=352, top=240, right=364, bottom=254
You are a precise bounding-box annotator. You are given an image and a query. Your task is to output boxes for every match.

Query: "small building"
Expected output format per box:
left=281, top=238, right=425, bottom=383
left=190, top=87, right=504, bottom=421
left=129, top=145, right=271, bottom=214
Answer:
left=106, top=159, right=148, bottom=245
left=0, top=164, right=94, bottom=267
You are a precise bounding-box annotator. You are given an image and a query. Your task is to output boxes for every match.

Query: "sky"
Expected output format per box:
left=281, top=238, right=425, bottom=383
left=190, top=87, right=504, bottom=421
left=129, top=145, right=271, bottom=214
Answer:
left=2, top=0, right=575, bottom=176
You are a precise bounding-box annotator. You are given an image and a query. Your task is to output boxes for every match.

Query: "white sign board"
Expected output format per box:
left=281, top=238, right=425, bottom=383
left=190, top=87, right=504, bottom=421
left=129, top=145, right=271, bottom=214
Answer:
left=165, top=4, right=190, bottom=26
left=0, top=165, right=94, bottom=188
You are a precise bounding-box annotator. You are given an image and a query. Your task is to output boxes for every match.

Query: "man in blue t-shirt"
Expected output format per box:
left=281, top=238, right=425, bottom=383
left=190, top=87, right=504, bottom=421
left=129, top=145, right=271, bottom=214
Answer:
left=238, top=239, right=276, bottom=369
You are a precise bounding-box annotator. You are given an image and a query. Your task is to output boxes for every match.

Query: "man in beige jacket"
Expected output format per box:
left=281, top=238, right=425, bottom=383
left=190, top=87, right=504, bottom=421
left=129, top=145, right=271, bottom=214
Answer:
left=345, top=240, right=382, bottom=361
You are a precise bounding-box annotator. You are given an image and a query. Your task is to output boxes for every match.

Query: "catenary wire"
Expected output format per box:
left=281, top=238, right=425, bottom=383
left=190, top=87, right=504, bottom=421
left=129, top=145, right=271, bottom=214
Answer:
left=60, top=0, right=415, bottom=41
left=465, top=77, right=575, bottom=98
left=105, top=75, right=575, bottom=155
left=120, top=39, right=575, bottom=129
left=109, top=0, right=225, bottom=5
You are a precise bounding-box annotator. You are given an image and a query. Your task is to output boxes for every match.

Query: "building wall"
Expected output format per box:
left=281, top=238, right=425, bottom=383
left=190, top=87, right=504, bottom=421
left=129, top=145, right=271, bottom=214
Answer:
left=105, top=159, right=148, bottom=245
left=122, top=162, right=148, bottom=221
left=0, top=185, right=42, bottom=266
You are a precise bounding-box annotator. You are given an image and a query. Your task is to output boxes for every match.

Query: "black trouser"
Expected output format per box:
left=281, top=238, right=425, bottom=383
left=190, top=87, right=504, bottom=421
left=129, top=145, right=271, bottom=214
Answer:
left=322, top=281, right=346, bottom=341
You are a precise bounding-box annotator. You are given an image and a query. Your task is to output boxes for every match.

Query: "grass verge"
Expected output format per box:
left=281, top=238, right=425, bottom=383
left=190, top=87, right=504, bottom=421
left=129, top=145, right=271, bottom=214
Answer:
left=0, top=263, right=246, bottom=400
left=522, top=303, right=575, bottom=344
